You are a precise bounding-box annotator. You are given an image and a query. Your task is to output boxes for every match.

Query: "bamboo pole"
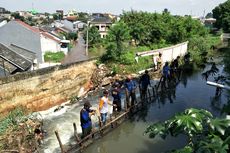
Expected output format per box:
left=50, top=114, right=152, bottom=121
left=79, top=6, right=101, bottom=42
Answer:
left=1, top=150, right=19, bottom=153
left=73, top=123, right=81, bottom=142
left=55, top=131, right=65, bottom=153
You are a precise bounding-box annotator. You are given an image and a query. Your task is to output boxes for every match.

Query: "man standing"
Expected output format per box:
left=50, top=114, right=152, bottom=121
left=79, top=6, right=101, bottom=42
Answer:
left=111, top=82, right=122, bottom=112
left=99, top=90, right=114, bottom=125
left=125, top=75, right=137, bottom=109
left=157, top=53, right=162, bottom=70
left=80, top=101, right=95, bottom=138
left=139, top=70, right=151, bottom=101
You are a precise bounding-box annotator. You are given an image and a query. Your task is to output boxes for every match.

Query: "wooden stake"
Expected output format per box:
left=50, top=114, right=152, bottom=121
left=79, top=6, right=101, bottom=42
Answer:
left=55, top=131, right=65, bottom=153
left=73, top=123, right=81, bottom=142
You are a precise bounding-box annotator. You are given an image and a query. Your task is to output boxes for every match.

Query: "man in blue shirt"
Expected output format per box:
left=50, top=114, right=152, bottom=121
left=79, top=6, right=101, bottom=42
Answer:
left=80, top=101, right=95, bottom=138
left=125, top=75, right=137, bottom=109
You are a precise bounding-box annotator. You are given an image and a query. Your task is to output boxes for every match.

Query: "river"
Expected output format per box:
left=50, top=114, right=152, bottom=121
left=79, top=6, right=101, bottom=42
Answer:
left=40, top=64, right=228, bottom=153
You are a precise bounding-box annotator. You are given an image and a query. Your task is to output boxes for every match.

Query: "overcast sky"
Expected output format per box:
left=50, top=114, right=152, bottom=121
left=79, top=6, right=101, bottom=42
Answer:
left=1, top=0, right=227, bottom=16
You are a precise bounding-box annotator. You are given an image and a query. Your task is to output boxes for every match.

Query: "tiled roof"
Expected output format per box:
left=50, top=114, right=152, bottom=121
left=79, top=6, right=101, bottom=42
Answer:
left=41, top=31, right=61, bottom=43
left=0, top=43, right=32, bottom=71
left=15, top=19, right=40, bottom=34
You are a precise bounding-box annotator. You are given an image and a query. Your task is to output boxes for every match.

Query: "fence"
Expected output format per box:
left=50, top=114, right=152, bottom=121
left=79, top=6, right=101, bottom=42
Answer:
left=54, top=84, right=158, bottom=153
left=136, top=41, right=188, bottom=64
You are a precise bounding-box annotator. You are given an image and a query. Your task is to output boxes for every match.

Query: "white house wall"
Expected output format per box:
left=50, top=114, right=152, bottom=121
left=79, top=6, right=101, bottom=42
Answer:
left=40, top=35, right=61, bottom=54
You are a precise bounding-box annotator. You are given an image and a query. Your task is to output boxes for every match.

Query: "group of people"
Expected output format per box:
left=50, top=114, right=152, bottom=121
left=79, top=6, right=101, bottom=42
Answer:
left=161, top=56, right=182, bottom=88
left=80, top=52, right=188, bottom=138
left=80, top=75, right=139, bottom=138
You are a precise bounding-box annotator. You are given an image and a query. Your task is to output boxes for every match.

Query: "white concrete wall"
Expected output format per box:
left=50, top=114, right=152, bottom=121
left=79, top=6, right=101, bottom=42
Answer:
left=137, top=41, right=188, bottom=64
left=40, top=35, right=61, bottom=53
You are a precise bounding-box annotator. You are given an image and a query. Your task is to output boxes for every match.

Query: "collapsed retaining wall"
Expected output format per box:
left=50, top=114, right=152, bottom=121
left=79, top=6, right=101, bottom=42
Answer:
left=0, top=60, right=97, bottom=115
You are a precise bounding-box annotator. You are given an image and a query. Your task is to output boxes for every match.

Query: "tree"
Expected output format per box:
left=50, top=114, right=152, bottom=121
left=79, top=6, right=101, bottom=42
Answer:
left=77, top=12, right=89, bottom=23
left=83, top=26, right=101, bottom=48
left=105, top=21, right=130, bottom=55
left=101, top=21, right=130, bottom=61
left=145, top=108, right=230, bottom=153
left=11, top=12, right=24, bottom=21
left=206, top=12, right=213, bottom=18
left=213, top=0, right=230, bottom=32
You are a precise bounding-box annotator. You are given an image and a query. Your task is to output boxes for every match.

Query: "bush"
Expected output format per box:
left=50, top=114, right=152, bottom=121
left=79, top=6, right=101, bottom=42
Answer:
left=119, top=51, right=135, bottom=65
left=0, top=107, right=25, bottom=135
left=44, top=51, right=65, bottom=63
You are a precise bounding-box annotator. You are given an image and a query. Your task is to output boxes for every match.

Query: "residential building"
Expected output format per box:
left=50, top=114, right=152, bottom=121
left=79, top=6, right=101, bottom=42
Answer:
left=90, top=17, right=112, bottom=38
left=0, top=7, right=6, bottom=13
left=0, top=43, right=33, bottom=75
left=204, top=18, right=216, bottom=28
left=52, top=19, right=77, bottom=32
left=66, top=9, right=78, bottom=21
left=73, top=21, right=86, bottom=30
left=0, top=20, right=69, bottom=67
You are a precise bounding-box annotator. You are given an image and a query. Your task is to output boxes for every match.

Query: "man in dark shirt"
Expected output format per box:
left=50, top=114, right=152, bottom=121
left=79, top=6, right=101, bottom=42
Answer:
left=139, top=70, right=151, bottom=100
left=111, top=82, right=122, bottom=112
left=80, top=101, right=95, bottom=138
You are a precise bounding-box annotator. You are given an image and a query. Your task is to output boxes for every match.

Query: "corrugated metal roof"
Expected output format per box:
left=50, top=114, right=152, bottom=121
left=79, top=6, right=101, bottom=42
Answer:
left=0, top=43, right=32, bottom=71
left=0, top=57, right=17, bottom=73
left=9, top=44, right=36, bottom=61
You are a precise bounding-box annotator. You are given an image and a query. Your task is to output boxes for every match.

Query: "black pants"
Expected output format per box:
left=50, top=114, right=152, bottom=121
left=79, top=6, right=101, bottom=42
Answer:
left=81, top=126, right=92, bottom=138
left=126, top=92, right=136, bottom=108
left=113, top=99, right=121, bottom=111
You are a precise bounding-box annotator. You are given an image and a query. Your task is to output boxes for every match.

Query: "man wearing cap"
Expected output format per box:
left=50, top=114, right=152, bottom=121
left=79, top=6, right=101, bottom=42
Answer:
left=80, top=101, right=95, bottom=138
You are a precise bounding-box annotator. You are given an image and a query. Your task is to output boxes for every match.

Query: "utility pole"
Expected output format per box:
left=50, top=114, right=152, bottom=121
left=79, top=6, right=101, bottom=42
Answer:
left=86, top=21, right=89, bottom=56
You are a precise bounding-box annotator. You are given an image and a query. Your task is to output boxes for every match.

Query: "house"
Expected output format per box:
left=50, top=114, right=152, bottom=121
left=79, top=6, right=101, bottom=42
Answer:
left=0, top=43, right=33, bottom=75
left=0, top=20, right=69, bottom=67
left=90, top=17, right=112, bottom=38
left=66, top=9, right=78, bottom=21
left=73, top=21, right=86, bottom=31
left=204, top=18, right=216, bottom=28
left=52, top=19, right=77, bottom=32
left=0, top=7, right=7, bottom=14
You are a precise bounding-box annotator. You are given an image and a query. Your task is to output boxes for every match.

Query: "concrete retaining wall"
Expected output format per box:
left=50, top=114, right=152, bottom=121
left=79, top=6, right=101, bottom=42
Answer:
left=0, top=60, right=97, bottom=115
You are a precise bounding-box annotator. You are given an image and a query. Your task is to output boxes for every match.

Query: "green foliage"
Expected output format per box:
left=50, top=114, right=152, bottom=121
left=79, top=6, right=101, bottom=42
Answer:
left=197, top=135, right=230, bottom=153
left=145, top=108, right=230, bottom=153
left=213, top=0, right=230, bottom=32
left=0, top=107, right=25, bottom=135
left=172, top=146, right=193, bottom=153
left=102, top=21, right=130, bottom=61
left=119, top=51, right=135, bottom=65
left=83, top=26, right=101, bottom=48
left=11, top=12, right=24, bottom=21
left=44, top=51, right=65, bottom=63
left=77, top=12, right=89, bottom=23
left=188, top=35, right=221, bottom=66
left=121, top=11, right=207, bottom=46
left=67, top=32, right=78, bottom=41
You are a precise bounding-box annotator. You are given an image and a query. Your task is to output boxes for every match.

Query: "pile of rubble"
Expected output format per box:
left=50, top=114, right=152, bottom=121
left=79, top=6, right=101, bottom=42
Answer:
left=0, top=114, right=43, bottom=153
